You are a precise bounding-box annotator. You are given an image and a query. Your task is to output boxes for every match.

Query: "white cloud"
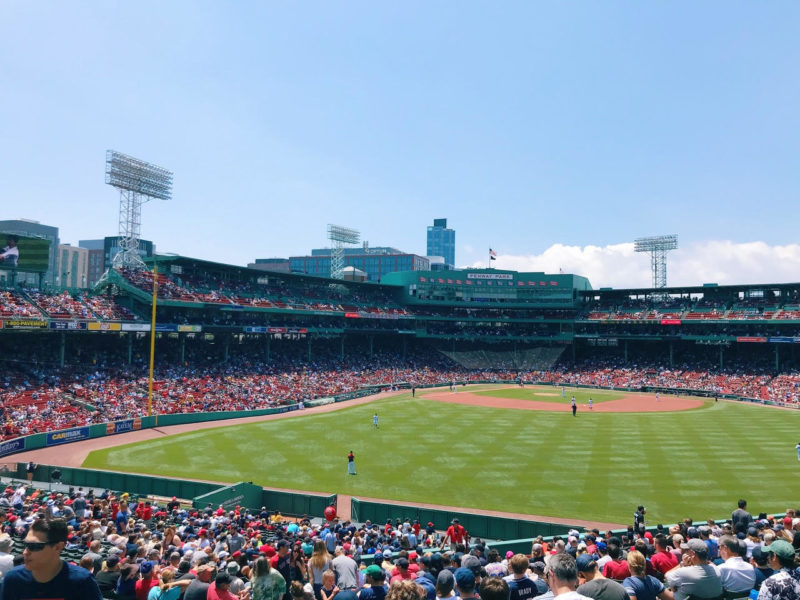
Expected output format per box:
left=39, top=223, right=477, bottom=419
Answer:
left=469, top=241, right=800, bottom=288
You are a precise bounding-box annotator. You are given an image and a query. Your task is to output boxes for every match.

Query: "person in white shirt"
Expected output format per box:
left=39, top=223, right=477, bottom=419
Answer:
left=715, top=535, right=756, bottom=597
left=0, top=534, right=15, bottom=577
left=545, top=554, right=594, bottom=600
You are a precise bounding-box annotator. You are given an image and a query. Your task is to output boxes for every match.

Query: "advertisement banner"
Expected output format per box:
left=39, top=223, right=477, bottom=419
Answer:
left=106, top=418, right=143, bottom=435
left=737, top=337, right=767, bottom=343
left=49, top=321, right=87, bottom=330
left=87, top=322, right=122, bottom=331
left=46, top=427, right=90, bottom=446
left=121, top=323, right=150, bottom=332
left=660, top=319, right=682, bottom=325
left=2, top=319, right=48, bottom=329
left=0, top=438, right=25, bottom=457
left=767, top=337, right=800, bottom=343
left=177, top=325, right=202, bottom=333
left=155, top=324, right=177, bottom=332
left=244, top=326, right=268, bottom=333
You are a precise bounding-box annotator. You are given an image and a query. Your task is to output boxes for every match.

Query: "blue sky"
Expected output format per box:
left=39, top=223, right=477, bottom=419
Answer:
left=1, top=1, right=798, bottom=288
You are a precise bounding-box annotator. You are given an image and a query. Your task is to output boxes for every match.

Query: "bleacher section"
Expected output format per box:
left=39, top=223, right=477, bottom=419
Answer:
left=441, top=346, right=565, bottom=371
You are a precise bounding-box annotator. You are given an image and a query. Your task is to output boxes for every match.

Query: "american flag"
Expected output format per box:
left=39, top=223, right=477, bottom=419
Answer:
left=489, top=248, right=497, bottom=260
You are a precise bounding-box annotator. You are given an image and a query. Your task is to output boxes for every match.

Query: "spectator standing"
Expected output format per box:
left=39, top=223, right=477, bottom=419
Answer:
left=732, top=501, right=753, bottom=535
left=634, top=507, right=646, bottom=537
left=442, top=520, right=467, bottom=551
left=309, top=541, right=333, bottom=600
left=251, top=557, right=287, bottom=600
left=504, top=555, right=539, bottom=600
left=331, top=547, right=359, bottom=592
left=359, top=565, right=387, bottom=600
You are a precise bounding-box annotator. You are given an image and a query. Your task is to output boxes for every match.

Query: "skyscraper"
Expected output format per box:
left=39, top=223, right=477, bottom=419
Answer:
left=426, top=218, right=455, bottom=268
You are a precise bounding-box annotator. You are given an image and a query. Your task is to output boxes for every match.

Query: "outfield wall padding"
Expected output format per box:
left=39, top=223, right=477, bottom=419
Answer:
left=351, top=498, right=578, bottom=540
left=20, top=464, right=337, bottom=519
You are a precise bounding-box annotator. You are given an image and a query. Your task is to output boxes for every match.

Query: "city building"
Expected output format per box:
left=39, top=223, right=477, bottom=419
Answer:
left=289, top=246, right=429, bottom=282
left=426, top=218, right=455, bottom=269
left=57, top=244, right=89, bottom=289
left=0, top=218, right=60, bottom=286
left=78, top=239, right=105, bottom=287
left=79, top=236, right=155, bottom=286
left=247, top=258, right=291, bottom=273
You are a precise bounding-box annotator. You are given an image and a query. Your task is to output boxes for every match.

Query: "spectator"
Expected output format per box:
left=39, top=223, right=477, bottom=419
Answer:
left=575, top=553, right=628, bottom=600
left=621, top=551, right=670, bottom=600
left=479, top=577, right=510, bottom=600
left=1, top=517, right=102, bottom=599
left=545, top=554, right=592, bottom=600
left=757, top=540, right=800, bottom=600
left=504, top=554, right=539, bottom=600
left=251, top=556, right=288, bottom=600
left=664, top=539, right=722, bottom=600
left=715, top=536, right=755, bottom=598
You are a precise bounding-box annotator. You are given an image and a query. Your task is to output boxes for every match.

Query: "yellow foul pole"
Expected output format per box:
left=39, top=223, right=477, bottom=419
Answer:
left=147, top=265, right=158, bottom=418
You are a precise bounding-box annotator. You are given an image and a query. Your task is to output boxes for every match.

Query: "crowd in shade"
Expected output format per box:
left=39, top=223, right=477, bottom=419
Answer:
left=0, top=488, right=799, bottom=600
left=0, top=349, right=799, bottom=441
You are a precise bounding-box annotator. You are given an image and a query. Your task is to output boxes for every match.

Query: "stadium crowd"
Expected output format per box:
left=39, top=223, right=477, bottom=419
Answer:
left=0, top=485, right=799, bottom=600
left=0, top=347, right=799, bottom=440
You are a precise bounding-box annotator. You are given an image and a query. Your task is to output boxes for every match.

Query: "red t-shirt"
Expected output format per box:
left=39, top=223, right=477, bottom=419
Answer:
left=446, top=525, right=466, bottom=543
left=208, top=581, right=239, bottom=600
left=650, top=550, right=678, bottom=575
left=602, top=559, right=631, bottom=581
left=134, top=577, right=158, bottom=600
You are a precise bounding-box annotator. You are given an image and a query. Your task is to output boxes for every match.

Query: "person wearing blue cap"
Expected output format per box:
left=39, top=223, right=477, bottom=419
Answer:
left=575, top=553, right=627, bottom=600
left=455, top=568, right=479, bottom=600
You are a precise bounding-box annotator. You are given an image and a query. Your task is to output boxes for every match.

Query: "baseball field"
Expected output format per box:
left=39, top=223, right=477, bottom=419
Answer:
left=81, top=385, right=800, bottom=526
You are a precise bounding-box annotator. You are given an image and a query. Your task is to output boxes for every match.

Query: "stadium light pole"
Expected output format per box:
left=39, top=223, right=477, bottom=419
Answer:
left=147, top=262, right=158, bottom=419
left=634, top=235, right=678, bottom=288
left=327, top=224, right=360, bottom=279
left=105, top=150, right=173, bottom=270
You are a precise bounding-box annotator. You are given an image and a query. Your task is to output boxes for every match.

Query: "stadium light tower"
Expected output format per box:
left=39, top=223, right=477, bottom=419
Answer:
left=634, top=234, right=678, bottom=288
left=327, top=224, right=360, bottom=279
left=105, top=150, right=173, bottom=270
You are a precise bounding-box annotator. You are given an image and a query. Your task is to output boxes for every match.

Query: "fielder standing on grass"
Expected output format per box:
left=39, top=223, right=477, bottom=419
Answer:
left=373, top=413, right=379, bottom=428
left=571, top=397, right=577, bottom=417
left=347, top=450, right=356, bottom=475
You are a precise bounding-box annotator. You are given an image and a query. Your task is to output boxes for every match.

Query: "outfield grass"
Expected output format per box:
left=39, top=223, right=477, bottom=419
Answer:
left=475, top=386, right=623, bottom=404
left=83, top=391, right=800, bottom=525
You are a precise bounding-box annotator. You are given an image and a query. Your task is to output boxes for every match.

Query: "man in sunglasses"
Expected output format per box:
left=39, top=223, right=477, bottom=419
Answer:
left=0, top=517, right=101, bottom=599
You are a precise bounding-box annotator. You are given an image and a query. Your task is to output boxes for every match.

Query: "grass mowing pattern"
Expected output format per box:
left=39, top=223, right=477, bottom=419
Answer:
left=83, top=393, right=800, bottom=525
left=474, top=386, right=624, bottom=404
